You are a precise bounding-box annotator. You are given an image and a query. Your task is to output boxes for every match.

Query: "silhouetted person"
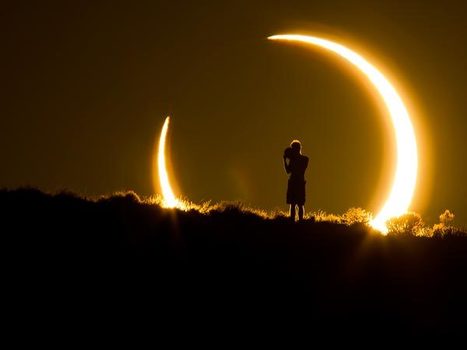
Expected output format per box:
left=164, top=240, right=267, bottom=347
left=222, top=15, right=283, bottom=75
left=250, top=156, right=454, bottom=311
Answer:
left=283, top=140, right=309, bottom=222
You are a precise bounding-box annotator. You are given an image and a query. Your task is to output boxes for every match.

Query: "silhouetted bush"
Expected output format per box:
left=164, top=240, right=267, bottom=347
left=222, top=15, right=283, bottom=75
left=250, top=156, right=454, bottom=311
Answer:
left=341, top=207, right=373, bottom=225
left=387, top=212, right=424, bottom=236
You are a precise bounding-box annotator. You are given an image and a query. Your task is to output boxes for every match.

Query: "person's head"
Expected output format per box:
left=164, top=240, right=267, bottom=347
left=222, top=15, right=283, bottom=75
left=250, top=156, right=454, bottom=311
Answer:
left=290, top=140, right=302, bottom=155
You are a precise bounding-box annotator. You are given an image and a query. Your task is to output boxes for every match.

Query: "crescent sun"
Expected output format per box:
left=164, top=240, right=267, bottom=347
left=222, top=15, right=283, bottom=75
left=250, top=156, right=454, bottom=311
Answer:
left=269, top=34, right=418, bottom=233
left=155, top=116, right=180, bottom=208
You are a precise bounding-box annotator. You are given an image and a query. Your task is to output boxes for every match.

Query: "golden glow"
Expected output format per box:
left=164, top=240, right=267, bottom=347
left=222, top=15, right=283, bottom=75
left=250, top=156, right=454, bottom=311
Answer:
left=268, top=34, right=418, bottom=234
left=157, top=116, right=180, bottom=208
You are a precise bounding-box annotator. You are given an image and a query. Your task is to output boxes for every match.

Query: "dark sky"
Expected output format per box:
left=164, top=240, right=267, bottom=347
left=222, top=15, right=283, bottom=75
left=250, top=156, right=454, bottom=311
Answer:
left=1, top=1, right=466, bottom=225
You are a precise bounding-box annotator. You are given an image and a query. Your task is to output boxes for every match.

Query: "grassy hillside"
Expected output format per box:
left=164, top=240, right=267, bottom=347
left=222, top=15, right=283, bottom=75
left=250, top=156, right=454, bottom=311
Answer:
left=2, top=188, right=466, bottom=340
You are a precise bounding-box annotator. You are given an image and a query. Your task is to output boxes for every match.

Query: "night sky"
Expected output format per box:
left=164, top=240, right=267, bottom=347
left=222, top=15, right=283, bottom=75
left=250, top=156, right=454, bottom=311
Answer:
left=1, top=1, right=466, bottom=225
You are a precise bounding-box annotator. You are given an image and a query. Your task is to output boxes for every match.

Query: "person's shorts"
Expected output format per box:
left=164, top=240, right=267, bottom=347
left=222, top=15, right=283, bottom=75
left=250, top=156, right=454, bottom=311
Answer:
left=286, top=178, right=306, bottom=205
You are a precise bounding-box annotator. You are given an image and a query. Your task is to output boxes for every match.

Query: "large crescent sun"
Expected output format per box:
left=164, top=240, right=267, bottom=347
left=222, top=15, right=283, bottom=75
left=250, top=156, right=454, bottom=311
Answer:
left=269, top=34, right=418, bottom=233
left=156, top=34, right=419, bottom=234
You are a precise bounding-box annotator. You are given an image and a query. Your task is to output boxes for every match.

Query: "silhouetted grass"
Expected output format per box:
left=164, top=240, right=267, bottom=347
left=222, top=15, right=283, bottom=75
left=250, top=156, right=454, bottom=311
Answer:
left=1, top=188, right=466, bottom=340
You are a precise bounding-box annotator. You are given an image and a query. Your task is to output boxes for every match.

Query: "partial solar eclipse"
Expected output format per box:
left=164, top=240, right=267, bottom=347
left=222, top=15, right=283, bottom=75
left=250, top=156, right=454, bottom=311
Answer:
left=156, top=34, right=419, bottom=233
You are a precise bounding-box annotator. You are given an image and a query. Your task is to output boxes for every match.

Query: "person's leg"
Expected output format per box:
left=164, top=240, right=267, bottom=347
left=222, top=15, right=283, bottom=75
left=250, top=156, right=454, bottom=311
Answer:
left=298, top=205, right=304, bottom=221
left=290, top=204, right=296, bottom=222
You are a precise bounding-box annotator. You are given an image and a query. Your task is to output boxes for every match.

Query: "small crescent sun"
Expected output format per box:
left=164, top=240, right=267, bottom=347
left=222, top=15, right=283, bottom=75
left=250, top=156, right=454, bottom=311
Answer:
left=155, top=116, right=179, bottom=208
left=156, top=34, right=419, bottom=234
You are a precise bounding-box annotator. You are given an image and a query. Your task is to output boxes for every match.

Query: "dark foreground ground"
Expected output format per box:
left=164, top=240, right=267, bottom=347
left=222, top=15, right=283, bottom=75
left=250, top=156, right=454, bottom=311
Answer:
left=2, top=188, right=467, bottom=342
